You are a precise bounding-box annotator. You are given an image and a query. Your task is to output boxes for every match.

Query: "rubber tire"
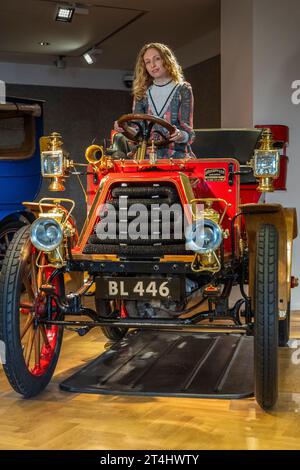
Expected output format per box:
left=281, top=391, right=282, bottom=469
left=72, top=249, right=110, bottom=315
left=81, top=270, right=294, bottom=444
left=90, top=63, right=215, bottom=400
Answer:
left=0, top=220, right=26, bottom=269
left=278, top=302, right=290, bottom=347
left=254, top=224, right=279, bottom=410
left=0, top=226, right=63, bottom=398
left=96, top=299, right=128, bottom=341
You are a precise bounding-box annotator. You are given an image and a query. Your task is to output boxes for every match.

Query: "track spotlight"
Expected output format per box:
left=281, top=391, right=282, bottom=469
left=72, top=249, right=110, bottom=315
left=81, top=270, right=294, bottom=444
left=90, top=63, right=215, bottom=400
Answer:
left=83, top=48, right=102, bottom=65
left=83, top=52, right=95, bottom=65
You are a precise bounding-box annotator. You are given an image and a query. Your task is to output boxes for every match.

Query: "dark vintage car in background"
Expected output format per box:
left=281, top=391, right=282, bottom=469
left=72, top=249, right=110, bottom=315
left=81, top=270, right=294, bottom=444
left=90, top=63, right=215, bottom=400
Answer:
left=0, top=113, right=297, bottom=410
left=0, top=97, right=44, bottom=267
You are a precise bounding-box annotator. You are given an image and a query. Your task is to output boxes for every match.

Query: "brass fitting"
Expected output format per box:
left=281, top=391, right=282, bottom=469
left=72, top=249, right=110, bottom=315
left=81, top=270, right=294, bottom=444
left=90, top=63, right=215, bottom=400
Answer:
left=260, top=128, right=273, bottom=151
left=85, top=144, right=114, bottom=171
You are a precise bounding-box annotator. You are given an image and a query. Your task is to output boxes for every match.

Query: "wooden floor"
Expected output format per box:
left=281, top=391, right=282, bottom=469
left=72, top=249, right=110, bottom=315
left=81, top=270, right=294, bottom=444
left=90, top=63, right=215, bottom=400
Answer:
left=1, top=311, right=300, bottom=450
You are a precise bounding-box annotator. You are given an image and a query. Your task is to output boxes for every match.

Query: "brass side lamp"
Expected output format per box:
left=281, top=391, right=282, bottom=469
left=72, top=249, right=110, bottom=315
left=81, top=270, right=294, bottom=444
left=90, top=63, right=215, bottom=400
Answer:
left=40, top=132, right=70, bottom=191
left=251, top=128, right=280, bottom=192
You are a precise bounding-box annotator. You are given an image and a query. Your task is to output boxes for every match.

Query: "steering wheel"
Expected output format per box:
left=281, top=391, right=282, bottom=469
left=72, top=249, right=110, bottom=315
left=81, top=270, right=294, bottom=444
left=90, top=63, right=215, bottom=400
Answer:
left=117, top=113, right=176, bottom=148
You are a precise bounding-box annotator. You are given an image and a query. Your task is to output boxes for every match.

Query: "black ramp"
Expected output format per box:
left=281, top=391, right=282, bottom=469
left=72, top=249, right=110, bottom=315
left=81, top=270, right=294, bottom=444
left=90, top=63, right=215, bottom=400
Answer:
left=60, top=330, right=254, bottom=399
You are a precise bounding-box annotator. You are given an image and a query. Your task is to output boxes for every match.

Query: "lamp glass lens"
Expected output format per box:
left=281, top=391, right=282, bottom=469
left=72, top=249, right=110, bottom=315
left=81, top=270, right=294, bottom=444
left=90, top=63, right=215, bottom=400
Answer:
left=41, top=151, right=63, bottom=176
left=31, top=218, right=63, bottom=252
left=185, top=219, right=222, bottom=253
left=254, top=151, right=279, bottom=176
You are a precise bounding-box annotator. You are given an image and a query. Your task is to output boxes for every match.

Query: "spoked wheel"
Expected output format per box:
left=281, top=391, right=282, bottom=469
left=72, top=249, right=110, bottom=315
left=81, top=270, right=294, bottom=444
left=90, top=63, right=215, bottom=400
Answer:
left=0, top=220, right=26, bottom=269
left=0, top=226, right=64, bottom=397
left=96, top=299, right=128, bottom=341
left=254, top=224, right=279, bottom=410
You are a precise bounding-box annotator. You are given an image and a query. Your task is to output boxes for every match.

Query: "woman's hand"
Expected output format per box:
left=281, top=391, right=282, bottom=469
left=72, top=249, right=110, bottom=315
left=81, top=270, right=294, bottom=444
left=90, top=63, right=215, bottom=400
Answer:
left=169, top=126, right=184, bottom=143
left=114, top=120, right=127, bottom=133
left=114, top=121, right=138, bottom=138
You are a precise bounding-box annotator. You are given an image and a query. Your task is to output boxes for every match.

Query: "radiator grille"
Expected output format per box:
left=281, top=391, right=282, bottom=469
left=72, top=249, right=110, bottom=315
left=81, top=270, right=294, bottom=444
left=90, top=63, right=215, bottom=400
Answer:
left=83, top=182, right=192, bottom=257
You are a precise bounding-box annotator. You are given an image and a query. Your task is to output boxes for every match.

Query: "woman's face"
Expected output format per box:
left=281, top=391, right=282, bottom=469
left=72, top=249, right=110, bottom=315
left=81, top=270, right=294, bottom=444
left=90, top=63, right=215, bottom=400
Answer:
left=143, top=48, right=169, bottom=80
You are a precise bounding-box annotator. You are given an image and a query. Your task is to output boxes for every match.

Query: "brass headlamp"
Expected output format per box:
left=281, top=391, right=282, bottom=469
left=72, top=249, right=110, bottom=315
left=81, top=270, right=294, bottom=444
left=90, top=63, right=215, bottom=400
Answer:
left=186, top=198, right=229, bottom=273
left=30, top=198, right=75, bottom=267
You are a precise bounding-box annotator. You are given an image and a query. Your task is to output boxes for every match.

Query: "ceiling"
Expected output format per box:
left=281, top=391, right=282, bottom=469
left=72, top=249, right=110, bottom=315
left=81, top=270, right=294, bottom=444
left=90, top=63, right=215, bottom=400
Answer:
left=0, top=0, right=220, bottom=70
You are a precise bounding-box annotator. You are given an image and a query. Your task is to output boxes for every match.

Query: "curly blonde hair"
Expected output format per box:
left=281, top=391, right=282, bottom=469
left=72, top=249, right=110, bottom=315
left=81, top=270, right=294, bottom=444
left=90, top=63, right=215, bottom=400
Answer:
left=132, top=43, right=184, bottom=101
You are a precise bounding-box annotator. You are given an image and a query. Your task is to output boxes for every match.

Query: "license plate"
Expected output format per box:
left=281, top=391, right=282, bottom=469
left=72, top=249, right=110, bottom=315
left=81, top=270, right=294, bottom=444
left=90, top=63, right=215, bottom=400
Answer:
left=96, top=277, right=182, bottom=301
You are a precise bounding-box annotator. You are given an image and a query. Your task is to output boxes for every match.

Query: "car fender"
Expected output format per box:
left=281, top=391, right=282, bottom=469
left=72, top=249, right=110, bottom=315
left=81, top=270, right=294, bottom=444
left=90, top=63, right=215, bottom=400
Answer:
left=241, top=203, right=297, bottom=314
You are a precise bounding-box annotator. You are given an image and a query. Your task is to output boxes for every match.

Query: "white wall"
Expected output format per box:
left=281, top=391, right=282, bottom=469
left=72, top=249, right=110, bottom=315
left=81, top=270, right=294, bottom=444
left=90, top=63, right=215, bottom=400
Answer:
left=221, top=0, right=300, bottom=309
left=221, top=0, right=254, bottom=127
left=253, top=0, right=300, bottom=308
left=0, top=61, right=130, bottom=90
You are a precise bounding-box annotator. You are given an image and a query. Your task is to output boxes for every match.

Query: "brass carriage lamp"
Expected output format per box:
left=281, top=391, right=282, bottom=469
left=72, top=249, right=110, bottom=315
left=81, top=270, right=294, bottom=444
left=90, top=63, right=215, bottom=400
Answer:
left=252, top=128, right=280, bottom=192
left=40, top=132, right=69, bottom=191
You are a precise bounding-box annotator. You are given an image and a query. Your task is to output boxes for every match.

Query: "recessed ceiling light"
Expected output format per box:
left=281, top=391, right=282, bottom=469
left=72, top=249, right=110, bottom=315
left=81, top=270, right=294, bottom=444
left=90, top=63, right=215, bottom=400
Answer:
left=39, top=41, right=50, bottom=46
left=56, top=6, right=75, bottom=22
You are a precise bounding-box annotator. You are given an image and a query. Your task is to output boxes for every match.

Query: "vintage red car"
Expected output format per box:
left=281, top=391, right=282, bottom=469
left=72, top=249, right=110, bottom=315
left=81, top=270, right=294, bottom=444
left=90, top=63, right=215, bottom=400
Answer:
left=0, top=114, right=297, bottom=410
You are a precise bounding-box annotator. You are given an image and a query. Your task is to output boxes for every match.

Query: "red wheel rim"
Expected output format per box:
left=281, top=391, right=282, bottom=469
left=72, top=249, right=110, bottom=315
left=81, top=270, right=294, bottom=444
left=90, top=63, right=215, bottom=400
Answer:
left=20, top=246, right=60, bottom=376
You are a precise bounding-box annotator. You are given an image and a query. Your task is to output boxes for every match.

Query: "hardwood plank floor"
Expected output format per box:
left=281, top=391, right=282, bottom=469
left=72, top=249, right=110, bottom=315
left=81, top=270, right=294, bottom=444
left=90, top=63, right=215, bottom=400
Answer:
left=0, top=311, right=300, bottom=450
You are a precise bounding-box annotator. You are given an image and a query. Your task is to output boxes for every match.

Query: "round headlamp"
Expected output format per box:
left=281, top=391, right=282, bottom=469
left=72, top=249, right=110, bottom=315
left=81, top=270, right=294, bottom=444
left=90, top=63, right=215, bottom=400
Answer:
left=31, top=218, right=63, bottom=252
left=185, top=219, right=223, bottom=254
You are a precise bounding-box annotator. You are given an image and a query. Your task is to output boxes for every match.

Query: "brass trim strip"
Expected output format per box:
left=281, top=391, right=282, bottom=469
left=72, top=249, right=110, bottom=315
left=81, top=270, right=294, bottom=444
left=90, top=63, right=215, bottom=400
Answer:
left=71, top=254, right=119, bottom=261
left=160, top=255, right=194, bottom=262
left=78, top=176, right=108, bottom=246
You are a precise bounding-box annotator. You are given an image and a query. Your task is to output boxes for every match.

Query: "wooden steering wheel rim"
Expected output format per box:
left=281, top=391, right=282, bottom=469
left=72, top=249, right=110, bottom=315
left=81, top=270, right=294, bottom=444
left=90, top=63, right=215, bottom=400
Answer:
left=117, top=113, right=176, bottom=147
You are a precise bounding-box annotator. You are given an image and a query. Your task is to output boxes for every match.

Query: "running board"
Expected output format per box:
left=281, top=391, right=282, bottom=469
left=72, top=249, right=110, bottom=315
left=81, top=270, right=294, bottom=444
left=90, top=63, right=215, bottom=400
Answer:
left=60, top=330, right=254, bottom=399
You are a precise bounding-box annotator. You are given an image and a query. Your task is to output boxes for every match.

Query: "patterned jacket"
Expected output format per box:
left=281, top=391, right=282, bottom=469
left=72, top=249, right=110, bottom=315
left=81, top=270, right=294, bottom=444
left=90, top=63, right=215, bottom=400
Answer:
left=133, top=81, right=195, bottom=158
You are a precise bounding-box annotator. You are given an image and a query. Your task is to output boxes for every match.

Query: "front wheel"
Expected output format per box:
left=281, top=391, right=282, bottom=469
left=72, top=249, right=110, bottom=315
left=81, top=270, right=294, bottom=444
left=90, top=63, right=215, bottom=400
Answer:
left=0, top=226, right=63, bottom=397
left=254, top=224, right=279, bottom=410
left=0, top=219, right=26, bottom=269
